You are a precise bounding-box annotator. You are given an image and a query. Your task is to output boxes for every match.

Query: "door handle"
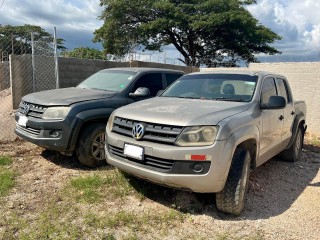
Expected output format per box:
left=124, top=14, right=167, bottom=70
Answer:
left=291, top=111, right=295, bottom=115
left=279, top=115, right=284, bottom=120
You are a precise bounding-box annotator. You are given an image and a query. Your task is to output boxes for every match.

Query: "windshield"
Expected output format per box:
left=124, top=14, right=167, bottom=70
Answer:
left=161, top=74, right=258, bottom=102
left=77, top=70, right=137, bottom=92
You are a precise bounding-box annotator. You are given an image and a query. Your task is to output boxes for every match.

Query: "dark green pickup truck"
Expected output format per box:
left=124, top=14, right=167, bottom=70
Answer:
left=15, top=67, right=184, bottom=167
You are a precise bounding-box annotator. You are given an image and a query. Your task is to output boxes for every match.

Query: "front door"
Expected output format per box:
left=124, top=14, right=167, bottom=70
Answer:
left=128, top=73, right=164, bottom=103
left=259, top=77, right=284, bottom=165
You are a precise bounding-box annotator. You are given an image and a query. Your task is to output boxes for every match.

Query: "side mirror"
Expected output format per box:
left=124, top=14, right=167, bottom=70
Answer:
left=129, top=87, right=150, bottom=97
left=261, top=96, right=286, bottom=110
left=156, top=90, right=164, bottom=96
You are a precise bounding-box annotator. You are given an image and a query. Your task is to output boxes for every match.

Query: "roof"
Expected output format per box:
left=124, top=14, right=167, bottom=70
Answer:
left=190, top=69, right=286, bottom=78
left=100, top=67, right=185, bottom=74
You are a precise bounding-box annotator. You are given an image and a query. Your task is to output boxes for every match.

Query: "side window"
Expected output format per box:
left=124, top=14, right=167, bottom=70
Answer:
left=132, top=73, right=163, bottom=96
left=165, top=73, right=183, bottom=86
left=261, top=77, right=277, bottom=104
left=277, top=78, right=291, bottom=103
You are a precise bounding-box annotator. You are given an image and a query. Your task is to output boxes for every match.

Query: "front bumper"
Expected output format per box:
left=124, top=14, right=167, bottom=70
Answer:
left=105, top=130, right=233, bottom=193
left=14, top=112, right=76, bottom=152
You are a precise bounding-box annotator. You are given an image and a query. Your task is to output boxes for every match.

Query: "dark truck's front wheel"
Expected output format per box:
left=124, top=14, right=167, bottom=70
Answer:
left=76, top=123, right=106, bottom=167
left=216, top=148, right=251, bottom=215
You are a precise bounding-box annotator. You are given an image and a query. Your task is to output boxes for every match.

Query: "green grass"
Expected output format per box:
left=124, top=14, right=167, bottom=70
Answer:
left=67, top=170, right=135, bottom=203
left=69, top=174, right=105, bottom=203
left=0, top=155, right=13, bottom=166
left=0, top=171, right=15, bottom=196
left=0, top=156, right=15, bottom=197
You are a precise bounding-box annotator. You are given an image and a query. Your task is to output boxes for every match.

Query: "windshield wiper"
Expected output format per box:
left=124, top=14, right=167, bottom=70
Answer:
left=177, top=96, right=199, bottom=99
left=213, top=97, right=246, bottom=102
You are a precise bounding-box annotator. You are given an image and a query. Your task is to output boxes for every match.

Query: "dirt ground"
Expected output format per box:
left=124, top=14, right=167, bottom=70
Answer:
left=0, top=138, right=319, bottom=239
left=0, top=88, right=16, bottom=141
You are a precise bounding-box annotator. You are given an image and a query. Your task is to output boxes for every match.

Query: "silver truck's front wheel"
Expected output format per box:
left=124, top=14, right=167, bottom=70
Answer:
left=76, top=123, right=107, bottom=167
left=216, top=149, right=251, bottom=215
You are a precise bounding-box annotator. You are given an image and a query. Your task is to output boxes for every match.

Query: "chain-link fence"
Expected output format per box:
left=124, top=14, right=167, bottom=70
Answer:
left=1, top=28, right=320, bottom=142
left=0, top=33, right=57, bottom=141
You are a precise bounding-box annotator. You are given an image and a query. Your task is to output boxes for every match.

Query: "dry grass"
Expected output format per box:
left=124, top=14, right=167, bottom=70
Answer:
left=0, top=140, right=319, bottom=239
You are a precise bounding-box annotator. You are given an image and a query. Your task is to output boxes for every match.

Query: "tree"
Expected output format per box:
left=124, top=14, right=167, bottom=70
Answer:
left=62, top=47, right=107, bottom=60
left=94, top=0, right=282, bottom=66
left=0, top=24, right=65, bottom=56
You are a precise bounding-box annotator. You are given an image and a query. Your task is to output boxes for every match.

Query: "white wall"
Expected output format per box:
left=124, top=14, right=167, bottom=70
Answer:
left=201, top=62, right=320, bottom=135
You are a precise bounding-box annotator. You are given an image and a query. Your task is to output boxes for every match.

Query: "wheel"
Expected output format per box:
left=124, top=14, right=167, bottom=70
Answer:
left=216, top=148, right=251, bottom=215
left=76, top=123, right=107, bottom=167
left=281, top=127, right=304, bottom=162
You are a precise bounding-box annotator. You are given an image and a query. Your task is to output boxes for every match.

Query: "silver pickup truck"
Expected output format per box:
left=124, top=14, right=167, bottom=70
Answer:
left=105, top=71, right=307, bottom=215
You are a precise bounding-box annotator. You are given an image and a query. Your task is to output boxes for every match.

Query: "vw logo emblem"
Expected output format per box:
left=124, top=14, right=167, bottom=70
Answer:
left=132, top=123, right=145, bottom=140
left=21, top=103, right=30, bottom=115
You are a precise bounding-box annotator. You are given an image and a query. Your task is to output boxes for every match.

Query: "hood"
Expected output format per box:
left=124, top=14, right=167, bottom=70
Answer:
left=115, top=97, right=250, bottom=126
left=23, top=87, right=116, bottom=106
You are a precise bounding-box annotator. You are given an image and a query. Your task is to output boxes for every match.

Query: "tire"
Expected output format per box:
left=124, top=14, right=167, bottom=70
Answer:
left=76, top=123, right=107, bottom=167
left=216, top=148, right=251, bottom=215
left=281, top=127, right=304, bottom=162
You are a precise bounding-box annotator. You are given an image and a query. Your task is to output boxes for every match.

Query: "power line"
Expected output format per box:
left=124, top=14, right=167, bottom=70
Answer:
left=0, top=0, right=6, bottom=9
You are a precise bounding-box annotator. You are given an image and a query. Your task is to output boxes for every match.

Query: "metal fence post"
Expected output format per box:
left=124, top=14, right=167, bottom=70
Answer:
left=53, top=27, right=60, bottom=89
left=31, top=32, right=36, bottom=92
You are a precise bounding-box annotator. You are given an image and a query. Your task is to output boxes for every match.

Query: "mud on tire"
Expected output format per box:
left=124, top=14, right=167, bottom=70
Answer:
left=281, top=127, right=304, bottom=162
left=76, top=123, right=106, bottom=168
left=216, top=148, right=251, bottom=215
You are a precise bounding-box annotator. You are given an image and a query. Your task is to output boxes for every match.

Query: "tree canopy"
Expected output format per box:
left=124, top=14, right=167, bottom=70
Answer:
left=62, top=47, right=107, bottom=60
left=94, top=0, right=282, bottom=66
left=0, top=24, right=65, bottom=56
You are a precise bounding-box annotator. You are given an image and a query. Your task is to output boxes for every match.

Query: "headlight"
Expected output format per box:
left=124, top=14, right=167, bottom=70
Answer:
left=107, top=111, right=116, bottom=132
left=42, top=107, right=70, bottom=120
left=176, top=126, right=219, bottom=146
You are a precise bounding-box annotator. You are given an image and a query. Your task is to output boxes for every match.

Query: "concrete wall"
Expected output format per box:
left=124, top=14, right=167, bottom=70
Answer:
left=9, top=55, right=199, bottom=108
left=58, top=58, right=129, bottom=88
left=201, top=62, right=320, bottom=134
left=58, top=58, right=198, bottom=88
left=250, top=62, right=320, bottom=135
left=10, top=55, right=34, bottom=109
left=0, top=61, right=10, bottom=91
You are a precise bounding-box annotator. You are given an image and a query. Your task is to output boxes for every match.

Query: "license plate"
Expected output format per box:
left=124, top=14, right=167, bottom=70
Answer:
left=124, top=144, right=144, bottom=160
left=18, top=115, right=28, bottom=127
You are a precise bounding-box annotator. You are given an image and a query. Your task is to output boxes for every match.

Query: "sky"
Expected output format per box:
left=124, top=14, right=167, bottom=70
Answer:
left=0, top=0, right=319, bottom=61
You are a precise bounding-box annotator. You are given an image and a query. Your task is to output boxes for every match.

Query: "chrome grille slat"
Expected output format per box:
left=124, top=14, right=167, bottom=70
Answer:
left=112, top=117, right=183, bottom=145
left=16, top=125, right=41, bottom=136
left=18, top=101, right=47, bottom=119
left=108, top=145, right=174, bottom=171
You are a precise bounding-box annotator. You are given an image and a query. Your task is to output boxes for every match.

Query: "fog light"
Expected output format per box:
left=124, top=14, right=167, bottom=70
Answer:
left=49, top=130, right=60, bottom=138
left=193, top=163, right=204, bottom=173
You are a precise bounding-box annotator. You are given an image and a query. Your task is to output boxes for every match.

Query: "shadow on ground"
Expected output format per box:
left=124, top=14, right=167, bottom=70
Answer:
left=40, top=149, right=112, bottom=171
left=125, top=149, right=320, bottom=220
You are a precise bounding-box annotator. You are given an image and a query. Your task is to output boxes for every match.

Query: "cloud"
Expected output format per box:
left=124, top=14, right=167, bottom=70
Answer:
left=247, top=0, right=320, bottom=56
left=0, top=0, right=319, bottom=60
left=0, top=0, right=104, bottom=50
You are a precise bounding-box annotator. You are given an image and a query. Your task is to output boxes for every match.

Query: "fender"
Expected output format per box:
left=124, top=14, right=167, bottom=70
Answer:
left=67, top=108, right=115, bottom=151
left=286, top=114, right=307, bottom=149
left=219, top=124, right=260, bottom=188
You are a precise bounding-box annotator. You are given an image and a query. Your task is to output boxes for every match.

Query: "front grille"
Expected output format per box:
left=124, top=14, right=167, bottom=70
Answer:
left=18, top=101, right=47, bottom=119
left=112, top=117, right=183, bottom=145
left=16, top=125, right=41, bottom=136
left=109, top=145, right=174, bottom=172
left=108, top=144, right=211, bottom=175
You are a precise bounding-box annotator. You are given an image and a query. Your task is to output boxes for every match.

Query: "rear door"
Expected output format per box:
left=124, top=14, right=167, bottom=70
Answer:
left=275, top=77, right=295, bottom=145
